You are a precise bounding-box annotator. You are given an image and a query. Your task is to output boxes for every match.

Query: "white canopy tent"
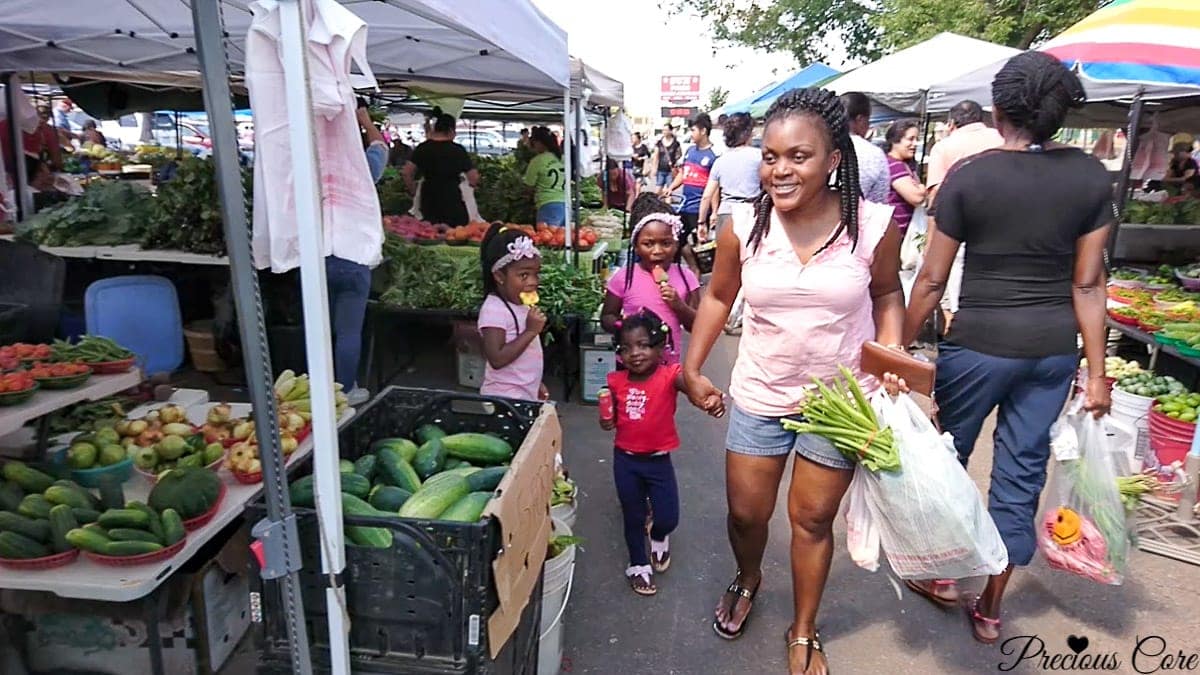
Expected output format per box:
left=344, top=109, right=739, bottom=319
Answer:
left=827, top=32, right=1021, bottom=114
left=0, top=2, right=569, bottom=674
left=571, top=56, right=624, bottom=109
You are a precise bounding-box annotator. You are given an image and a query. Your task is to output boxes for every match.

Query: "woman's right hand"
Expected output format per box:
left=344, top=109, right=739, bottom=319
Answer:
left=684, top=370, right=726, bottom=418
left=1084, top=376, right=1112, bottom=419
left=526, top=306, right=548, bottom=334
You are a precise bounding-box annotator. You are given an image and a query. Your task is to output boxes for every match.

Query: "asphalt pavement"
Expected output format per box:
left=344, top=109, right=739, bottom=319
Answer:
left=558, top=334, right=1200, bottom=675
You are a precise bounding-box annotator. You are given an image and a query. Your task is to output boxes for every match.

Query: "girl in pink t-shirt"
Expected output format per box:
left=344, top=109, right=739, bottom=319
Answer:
left=601, top=194, right=701, bottom=364
left=477, top=223, right=548, bottom=401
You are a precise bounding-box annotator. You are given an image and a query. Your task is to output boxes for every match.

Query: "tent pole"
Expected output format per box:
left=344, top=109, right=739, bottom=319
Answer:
left=276, top=0, right=352, bottom=672
left=563, top=89, right=573, bottom=263
left=1108, top=88, right=1144, bottom=263
left=190, top=2, right=315, bottom=675
left=4, top=74, right=33, bottom=220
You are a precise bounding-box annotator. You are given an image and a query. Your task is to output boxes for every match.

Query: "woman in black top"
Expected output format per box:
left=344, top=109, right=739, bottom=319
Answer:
left=902, top=51, right=1112, bottom=645
left=1164, top=142, right=1200, bottom=194
left=404, top=110, right=479, bottom=226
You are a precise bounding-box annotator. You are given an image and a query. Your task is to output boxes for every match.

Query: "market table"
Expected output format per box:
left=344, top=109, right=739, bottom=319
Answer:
left=0, top=235, right=228, bottom=266
left=0, top=371, right=142, bottom=440
left=1107, top=317, right=1200, bottom=372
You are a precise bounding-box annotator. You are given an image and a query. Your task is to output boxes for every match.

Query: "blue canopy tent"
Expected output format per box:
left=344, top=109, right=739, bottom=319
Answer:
left=747, top=63, right=841, bottom=117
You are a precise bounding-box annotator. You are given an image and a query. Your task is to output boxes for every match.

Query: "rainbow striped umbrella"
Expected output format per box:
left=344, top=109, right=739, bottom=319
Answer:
left=1041, top=0, right=1200, bottom=93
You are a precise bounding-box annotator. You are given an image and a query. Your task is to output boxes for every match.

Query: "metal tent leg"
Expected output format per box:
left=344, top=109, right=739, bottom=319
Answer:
left=190, top=3, right=313, bottom=675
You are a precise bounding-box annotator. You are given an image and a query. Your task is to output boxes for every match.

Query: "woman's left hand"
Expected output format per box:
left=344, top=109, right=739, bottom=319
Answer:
left=882, top=372, right=909, bottom=398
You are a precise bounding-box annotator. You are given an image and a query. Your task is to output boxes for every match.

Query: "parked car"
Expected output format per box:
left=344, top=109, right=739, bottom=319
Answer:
left=457, top=130, right=508, bottom=156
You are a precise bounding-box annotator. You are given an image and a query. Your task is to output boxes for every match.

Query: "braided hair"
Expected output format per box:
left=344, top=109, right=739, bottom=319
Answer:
left=623, top=193, right=695, bottom=296
left=748, top=87, right=861, bottom=253
left=480, top=221, right=531, bottom=296
left=991, top=51, right=1085, bottom=146
left=617, top=308, right=675, bottom=357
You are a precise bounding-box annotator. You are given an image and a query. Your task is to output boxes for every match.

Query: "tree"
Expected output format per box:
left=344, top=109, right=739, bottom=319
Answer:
left=706, top=86, right=730, bottom=112
left=666, top=0, right=1108, bottom=66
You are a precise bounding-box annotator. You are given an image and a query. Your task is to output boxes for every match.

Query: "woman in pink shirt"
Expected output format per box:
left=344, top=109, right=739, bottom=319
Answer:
left=683, top=88, right=904, bottom=675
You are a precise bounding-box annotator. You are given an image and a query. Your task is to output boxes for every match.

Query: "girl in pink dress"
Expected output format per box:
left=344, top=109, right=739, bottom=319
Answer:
left=477, top=224, right=548, bottom=401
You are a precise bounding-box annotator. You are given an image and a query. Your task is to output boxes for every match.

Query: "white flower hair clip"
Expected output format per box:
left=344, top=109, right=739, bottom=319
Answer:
left=631, top=212, right=684, bottom=242
left=491, top=235, right=541, bottom=273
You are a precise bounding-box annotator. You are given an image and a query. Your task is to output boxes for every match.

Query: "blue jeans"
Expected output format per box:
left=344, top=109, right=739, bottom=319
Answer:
left=612, top=449, right=679, bottom=566
left=656, top=170, right=672, bottom=188
left=935, top=342, right=1077, bottom=566
left=536, top=202, right=566, bottom=227
left=325, top=256, right=371, bottom=390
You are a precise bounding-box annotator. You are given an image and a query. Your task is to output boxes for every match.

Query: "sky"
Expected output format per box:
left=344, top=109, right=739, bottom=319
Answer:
left=532, top=0, right=804, bottom=119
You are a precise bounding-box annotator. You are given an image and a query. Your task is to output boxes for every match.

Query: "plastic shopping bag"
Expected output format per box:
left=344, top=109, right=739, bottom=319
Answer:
left=899, top=206, right=927, bottom=271
left=857, top=392, right=1009, bottom=579
left=843, top=467, right=881, bottom=572
left=1038, top=412, right=1132, bottom=585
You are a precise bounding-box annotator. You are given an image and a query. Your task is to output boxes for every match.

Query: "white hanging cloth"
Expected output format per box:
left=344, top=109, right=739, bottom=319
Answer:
left=605, top=111, right=634, bottom=160
left=246, top=0, right=383, bottom=272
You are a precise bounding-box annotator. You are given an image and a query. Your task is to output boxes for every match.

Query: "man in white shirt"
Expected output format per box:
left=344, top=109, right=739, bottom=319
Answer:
left=840, top=92, right=890, bottom=204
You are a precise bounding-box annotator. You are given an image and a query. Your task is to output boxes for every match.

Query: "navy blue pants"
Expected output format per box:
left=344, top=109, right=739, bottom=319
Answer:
left=612, top=449, right=679, bottom=566
left=935, top=342, right=1077, bottom=566
left=325, top=256, right=371, bottom=390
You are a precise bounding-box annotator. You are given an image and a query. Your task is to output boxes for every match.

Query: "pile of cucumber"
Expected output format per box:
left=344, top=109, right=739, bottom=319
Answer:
left=0, top=460, right=185, bottom=561
left=288, top=424, right=516, bottom=549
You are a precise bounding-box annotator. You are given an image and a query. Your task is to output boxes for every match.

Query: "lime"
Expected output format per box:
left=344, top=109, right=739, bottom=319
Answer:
left=67, top=442, right=98, bottom=470
left=98, top=444, right=125, bottom=466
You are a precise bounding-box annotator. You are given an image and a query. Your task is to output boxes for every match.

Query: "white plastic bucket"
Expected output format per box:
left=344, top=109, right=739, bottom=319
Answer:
left=538, top=518, right=575, bottom=675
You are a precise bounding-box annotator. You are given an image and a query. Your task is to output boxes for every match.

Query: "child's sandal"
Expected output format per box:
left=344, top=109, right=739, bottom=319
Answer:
left=626, top=565, right=656, bottom=596
left=650, top=537, right=670, bottom=573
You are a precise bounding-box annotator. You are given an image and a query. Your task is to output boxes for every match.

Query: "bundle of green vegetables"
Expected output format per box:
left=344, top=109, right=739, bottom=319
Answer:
left=782, top=366, right=900, bottom=473
left=141, top=156, right=245, bottom=255
left=473, top=154, right=535, bottom=224
left=17, top=180, right=155, bottom=247
left=1116, top=473, right=1157, bottom=512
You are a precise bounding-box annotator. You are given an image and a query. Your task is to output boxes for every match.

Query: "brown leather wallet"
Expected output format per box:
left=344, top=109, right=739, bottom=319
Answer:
left=860, top=341, right=935, bottom=397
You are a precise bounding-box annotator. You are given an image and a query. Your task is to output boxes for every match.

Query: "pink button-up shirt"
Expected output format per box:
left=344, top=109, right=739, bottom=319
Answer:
left=729, top=199, right=894, bottom=417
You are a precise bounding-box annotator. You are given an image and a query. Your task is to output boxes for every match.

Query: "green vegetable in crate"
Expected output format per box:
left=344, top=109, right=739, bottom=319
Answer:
left=108, top=528, right=163, bottom=544
left=368, top=485, right=412, bottom=512
left=0, top=531, right=51, bottom=559
left=71, top=508, right=101, bottom=524
left=399, top=474, right=470, bottom=519
left=18, top=494, right=53, bottom=520
left=0, top=511, right=51, bottom=543
left=341, top=493, right=394, bottom=548
left=289, top=475, right=317, bottom=508
left=371, top=438, right=418, bottom=463
left=376, top=448, right=422, bottom=492
left=339, top=473, right=371, bottom=499
left=352, top=455, right=377, bottom=481
left=338, top=459, right=355, bottom=474
left=47, top=505, right=78, bottom=553
left=126, top=502, right=165, bottom=544
left=98, top=508, right=151, bottom=530
left=148, top=467, right=221, bottom=519
left=3, top=462, right=55, bottom=494
left=414, top=424, right=447, bottom=445
left=439, top=492, right=492, bottom=522
left=466, top=466, right=508, bottom=492
left=160, top=509, right=186, bottom=545
left=439, top=433, right=514, bottom=464
left=0, top=482, right=25, bottom=512
left=44, top=484, right=97, bottom=511
left=64, top=528, right=111, bottom=554
left=101, top=540, right=164, bottom=556
left=413, top=438, right=447, bottom=479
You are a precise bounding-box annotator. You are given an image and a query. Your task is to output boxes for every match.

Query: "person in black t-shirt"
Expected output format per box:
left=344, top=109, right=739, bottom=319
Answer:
left=630, top=132, right=650, bottom=178
left=650, top=125, right=682, bottom=190
left=404, top=110, right=479, bottom=226
left=1164, top=142, right=1200, bottom=194
left=902, top=51, right=1113, bottom=646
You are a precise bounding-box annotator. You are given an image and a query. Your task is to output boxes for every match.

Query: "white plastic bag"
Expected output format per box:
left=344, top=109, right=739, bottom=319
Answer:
left=844, top=467, right=881, bottom=572
left=899, top=206, right=927, bottom=271
left=857, top=392, right=1009, bottom=579
left=1039, top=412, right=1132, bottom=585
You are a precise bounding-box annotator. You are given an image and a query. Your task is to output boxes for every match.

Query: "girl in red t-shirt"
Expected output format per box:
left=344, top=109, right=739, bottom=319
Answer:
left=600, top=310, right=723, bottom=595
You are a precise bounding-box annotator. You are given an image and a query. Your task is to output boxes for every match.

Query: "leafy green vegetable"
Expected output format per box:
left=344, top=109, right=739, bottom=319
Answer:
left=141, top=157, right=245, bottom=255
left=376, top=168, right=413, bottom=216
left=17, top=181, right=155, bottom=247
left=473, top=154, right=535, bottom=224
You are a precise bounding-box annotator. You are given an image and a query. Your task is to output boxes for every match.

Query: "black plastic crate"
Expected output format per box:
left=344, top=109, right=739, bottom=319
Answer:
left=257, top=387, right=547, bottom=673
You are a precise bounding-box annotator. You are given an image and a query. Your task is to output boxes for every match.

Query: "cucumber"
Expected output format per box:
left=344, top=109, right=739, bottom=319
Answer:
left=439, top=433, right=514, bottom=464
left=82, top=523, right=108, bottom=537
left=414, top=424, right=447, bottom=445
left=398, top=474, right=470, bottom=519
left=0, top=510, right=51, bottom=543
left=289, top=475, right=316, bottom=508
left=377, top=450, right=422, bottom=493
left=466, top=466, right=509, bottom=492
left=161, top=509, right=186, bottom=546
left=412, top=439, right=447, bottom=480
left=127, top=502, right=164, bottom=543
left=108, top=528, right=164, bottom=544
left=341, top=493, right=393, bottom=548
left=2, top=461, right=55, bottom=494
left=97, top=508, right=151, bottom=530
left=339, top=472, right=371, bottom=499
left=47, top=504, right=79, bottom=553
left=0, top=531, right=50, bottom=559
left=352, top=455, right=378, bottom=481
left=71, top=507, right=101, bottom=524
left=371, top=438, right=419, bottom=463
left=338, top=459, right=355, bottom=474
left=368, top=485, right=412, bottom=512
left=100, top=540, right=164, bottom=556
left=44, top=485, right=96, bottom=510
left=65, top=527, right=111, bottom=554
left=0, top=481, right=23, bottom=512
left=439, top=492, right=492, bottom=522
left=18, top=494, right=53, bottom=519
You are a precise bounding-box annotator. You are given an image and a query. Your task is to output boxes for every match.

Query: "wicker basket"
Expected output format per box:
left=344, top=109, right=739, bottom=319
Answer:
left=184, top=320, right=226, bottom=372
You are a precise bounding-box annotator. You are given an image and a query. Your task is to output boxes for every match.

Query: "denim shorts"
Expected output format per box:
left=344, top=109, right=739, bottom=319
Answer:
left=725, top=404, right=855, bottom=470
